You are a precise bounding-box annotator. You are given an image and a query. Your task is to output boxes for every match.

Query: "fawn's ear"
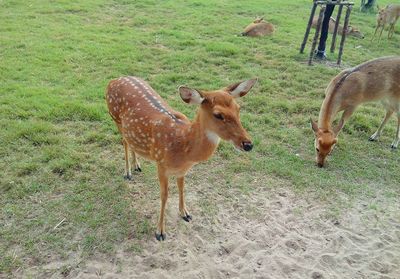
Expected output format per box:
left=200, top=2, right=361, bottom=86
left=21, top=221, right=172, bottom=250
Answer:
left=179, top=86, right=204, bottom=105
left=226, top=78, right=258, bottom=98
left=310, top=118, right=319, bottom=132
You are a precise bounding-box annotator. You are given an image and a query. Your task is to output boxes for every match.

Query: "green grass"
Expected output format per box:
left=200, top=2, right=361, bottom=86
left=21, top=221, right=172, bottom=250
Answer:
left=1, top=0, right=400, bottom=277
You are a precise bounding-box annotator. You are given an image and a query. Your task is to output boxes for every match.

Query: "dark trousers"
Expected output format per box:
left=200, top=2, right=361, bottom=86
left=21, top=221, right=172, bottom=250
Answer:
left=365, top=0, right=375, bottom=8
left=317, top=4, right=335, bottom=53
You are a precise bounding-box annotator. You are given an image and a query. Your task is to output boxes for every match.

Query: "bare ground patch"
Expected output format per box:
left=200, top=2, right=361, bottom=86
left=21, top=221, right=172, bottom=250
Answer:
left=18, top=173, right=400, bottom=279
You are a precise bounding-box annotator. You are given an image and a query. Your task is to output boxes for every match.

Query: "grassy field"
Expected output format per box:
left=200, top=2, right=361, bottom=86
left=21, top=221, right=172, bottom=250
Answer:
left=1, top=0, right=399, bottom=277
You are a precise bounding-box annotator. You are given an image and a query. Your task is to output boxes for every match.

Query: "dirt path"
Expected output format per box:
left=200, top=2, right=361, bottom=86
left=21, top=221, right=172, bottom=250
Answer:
left=68, top=177, right=400, bottom=279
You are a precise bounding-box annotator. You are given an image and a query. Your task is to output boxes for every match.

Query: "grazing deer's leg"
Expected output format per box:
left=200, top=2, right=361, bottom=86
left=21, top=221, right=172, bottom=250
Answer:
left=334, top=107, right=356, bottom=135
left=369, top=109, right=394, bottom=141
left=131, top=150, right=141, bottom=172
left=123, top=139, right=132, bottom=180
left=156, top=166, right=168, bottom=241
left=177, top=176, right=191, bottom=222
left=391, top=112, right=400, bottom=149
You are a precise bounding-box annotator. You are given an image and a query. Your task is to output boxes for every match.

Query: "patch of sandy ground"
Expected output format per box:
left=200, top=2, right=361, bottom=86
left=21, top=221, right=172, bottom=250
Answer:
left=34, top=176, right=400, bottom=279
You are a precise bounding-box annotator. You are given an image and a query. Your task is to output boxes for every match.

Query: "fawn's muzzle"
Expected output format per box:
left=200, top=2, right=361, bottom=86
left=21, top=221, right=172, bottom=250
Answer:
left=242, top=141, right=253, bottom=151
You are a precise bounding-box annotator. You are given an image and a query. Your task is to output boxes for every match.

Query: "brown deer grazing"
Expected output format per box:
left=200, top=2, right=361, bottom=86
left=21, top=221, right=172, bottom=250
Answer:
left=106, top=77, right=257, bottom=240
left=373, top=4, right=400, bottom=40
left=241, top=17, right=275, bottom=37
left=311, top=16, right=365, bottom=38
left=311, top=56, right=400, bottom=167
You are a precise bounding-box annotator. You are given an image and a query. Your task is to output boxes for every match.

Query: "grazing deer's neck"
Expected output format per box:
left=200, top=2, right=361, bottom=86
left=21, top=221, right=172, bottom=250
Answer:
left=318, top=86, right=342, bottom=130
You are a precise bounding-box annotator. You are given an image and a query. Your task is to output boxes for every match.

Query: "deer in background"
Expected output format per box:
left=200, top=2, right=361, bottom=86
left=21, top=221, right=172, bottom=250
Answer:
left=373, top=4, right=400, bottom=40
left=241, top=17, right=275, bottom=37
left=311, top=56, right=400, bottom=167
left=311, top=16, right=365, bottom=38
left=106, top=76, right=257, bottom=240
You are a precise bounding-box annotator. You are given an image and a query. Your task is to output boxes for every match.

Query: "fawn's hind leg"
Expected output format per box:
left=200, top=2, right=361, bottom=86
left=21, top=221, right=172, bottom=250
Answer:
left=372, top=25, right=380, bottom=41
left=123, top=139, right=132, bottom=180
left=131, top=150, right=142, bottom=172
left=378, top=24, right=385, bottom=41
left=391, top=112, right=400, bottom=149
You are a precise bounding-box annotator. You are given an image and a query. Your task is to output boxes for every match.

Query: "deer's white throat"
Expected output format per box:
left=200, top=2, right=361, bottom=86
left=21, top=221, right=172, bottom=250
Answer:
left=205, top=130, right=220, bottom=145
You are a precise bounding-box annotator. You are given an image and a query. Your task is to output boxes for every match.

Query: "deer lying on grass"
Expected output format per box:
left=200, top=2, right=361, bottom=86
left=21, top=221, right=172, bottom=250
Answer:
left=373, top=4, right=400, bottom=40
left=311, top=16, right=365, bottom=38
left=241, top=17, right=275, bottom=37
left=106, top=77, right=256, bottom=240
left=311, top=56, right=400, bottom=167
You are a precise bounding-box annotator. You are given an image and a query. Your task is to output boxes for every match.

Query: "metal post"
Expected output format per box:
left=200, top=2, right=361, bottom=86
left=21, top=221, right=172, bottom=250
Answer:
left=337, top=5, right=352, bottom=65
left=300, top=1, right=318, bottom=53
left=308, top=5, right=325, bottom=65
left=330, top=4, right=343, bottom=53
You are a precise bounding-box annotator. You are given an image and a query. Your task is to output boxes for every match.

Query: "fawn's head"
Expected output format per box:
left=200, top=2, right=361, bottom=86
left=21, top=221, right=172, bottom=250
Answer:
left=310, top=119, right=343, bottom=167
left=179, top=79, right=257, bottom=152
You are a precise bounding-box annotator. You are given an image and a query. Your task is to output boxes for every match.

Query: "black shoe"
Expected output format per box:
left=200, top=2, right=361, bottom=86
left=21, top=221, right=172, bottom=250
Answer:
left=314, top=50, right=327, bottom=60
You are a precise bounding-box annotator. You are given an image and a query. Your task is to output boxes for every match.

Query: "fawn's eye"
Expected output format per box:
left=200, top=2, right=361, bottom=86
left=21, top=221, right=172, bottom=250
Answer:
left=213, top=113, right=224, bottom=120
left=316, top=148, right=320, bottom=152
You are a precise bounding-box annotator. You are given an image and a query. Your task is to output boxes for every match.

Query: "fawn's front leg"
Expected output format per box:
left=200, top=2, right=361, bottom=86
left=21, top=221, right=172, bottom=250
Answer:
left=177, top=176, right=192, bottom=222
left=156, top=167, right=168, bottom=241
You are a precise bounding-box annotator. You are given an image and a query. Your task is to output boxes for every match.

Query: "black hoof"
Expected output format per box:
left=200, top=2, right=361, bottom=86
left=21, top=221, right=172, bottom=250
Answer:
left=123, top=174, right=133, bottom=181
left=368, top=137, right=377, bottom=142
left=155, top=232, right=166, bottom=241
left=182, top=214, right=192, bottom=222
left=134, top=167, right=142, bottom=172
left=391, top=145, right=397, bottom=149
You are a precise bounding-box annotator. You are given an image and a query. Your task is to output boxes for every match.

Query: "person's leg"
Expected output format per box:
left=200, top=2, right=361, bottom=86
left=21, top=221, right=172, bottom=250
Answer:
left=365, top=0, right=376, bottom=9
left=316, top=3, right=335, bottom=58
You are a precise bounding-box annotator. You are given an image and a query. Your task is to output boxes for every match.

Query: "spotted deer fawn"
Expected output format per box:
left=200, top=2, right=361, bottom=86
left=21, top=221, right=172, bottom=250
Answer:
left=241, top=17, right=275, bottom=37
left=106, top=77, right=256, bottom=240
left=311, top=56, right=400, bottom=167
left=311, top=16, right=365, bottom=38
left=373, top=4, right=400, bottom=40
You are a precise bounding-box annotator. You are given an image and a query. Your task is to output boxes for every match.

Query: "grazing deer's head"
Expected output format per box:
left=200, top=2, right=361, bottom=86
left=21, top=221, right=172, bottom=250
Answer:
left=311, top=119, right=343, bottom=167
left=179, top=79, right=257, bottom=151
